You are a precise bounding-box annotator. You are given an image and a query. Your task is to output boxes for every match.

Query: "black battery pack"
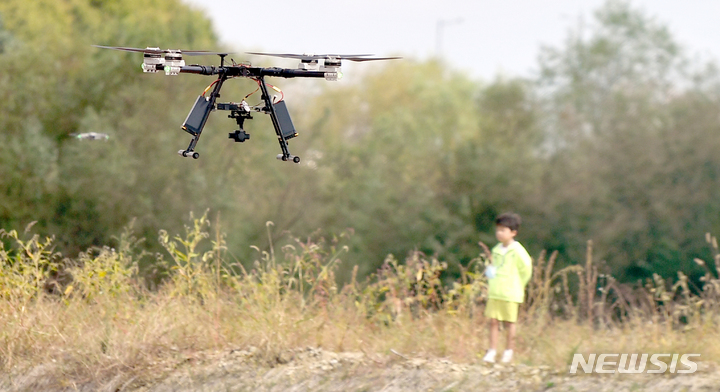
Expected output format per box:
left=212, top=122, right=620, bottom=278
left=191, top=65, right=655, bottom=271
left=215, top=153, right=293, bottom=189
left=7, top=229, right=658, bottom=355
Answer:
left=182, top=96, right=213, bottom=136
left=274, top=100, right=298, bottom=140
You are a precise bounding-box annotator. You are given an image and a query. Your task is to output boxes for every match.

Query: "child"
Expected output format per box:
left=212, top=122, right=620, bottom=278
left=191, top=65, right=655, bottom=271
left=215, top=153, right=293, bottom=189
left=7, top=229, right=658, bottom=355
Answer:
left=482, top=212, right=532, bottom=363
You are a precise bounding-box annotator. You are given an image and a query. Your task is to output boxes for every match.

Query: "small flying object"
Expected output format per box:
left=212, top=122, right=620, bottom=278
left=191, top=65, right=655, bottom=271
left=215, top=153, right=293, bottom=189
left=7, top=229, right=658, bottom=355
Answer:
left=71, top=132, right=110, bottom=140
left=93, top=45, right=401, bottom=163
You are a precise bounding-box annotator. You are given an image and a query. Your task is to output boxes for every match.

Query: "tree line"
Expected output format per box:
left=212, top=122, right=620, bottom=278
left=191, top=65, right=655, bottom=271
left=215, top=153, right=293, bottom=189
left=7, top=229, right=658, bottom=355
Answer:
left=1, top=0, right=718, bottom=286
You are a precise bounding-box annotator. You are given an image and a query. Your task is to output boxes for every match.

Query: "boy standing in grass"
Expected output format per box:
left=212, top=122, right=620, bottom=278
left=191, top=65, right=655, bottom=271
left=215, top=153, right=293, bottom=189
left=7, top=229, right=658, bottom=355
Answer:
left=482, top=212, right=532, bottom=363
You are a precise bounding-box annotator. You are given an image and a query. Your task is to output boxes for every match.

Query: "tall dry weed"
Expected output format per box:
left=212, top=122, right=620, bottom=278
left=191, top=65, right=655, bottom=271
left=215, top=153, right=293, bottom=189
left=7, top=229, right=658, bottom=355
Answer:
left=1, top=218, right=719, bottom=382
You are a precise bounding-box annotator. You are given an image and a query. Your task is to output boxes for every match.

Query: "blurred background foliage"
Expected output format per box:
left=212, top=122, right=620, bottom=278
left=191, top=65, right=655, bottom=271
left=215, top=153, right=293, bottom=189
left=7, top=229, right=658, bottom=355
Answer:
left=0, top=0, right=718, bottom=286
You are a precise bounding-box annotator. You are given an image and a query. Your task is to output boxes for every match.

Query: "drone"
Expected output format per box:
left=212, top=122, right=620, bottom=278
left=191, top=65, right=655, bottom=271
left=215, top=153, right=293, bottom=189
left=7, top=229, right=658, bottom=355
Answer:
left=71, top=132, right=109, bottom=140
left=93, top=45, right=400, bottom=163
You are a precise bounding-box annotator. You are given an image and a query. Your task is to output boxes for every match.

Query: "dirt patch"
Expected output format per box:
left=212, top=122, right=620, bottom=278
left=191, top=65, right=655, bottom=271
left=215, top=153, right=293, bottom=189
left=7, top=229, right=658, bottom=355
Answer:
left=2, top=347, right=718, bottom=391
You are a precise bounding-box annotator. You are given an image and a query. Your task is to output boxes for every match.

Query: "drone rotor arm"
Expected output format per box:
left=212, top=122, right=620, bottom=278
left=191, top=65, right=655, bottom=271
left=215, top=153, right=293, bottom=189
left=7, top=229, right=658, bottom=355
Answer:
left=257, top=68, right=326, bottom=78
left=181, top=51, right=233, bottom=56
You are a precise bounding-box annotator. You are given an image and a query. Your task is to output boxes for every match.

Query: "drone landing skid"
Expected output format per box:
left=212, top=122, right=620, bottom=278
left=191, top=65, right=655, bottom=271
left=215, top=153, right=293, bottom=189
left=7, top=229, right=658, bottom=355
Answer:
left=178, top=149, right=200, bottom=159
left=277, top=154, right=301, bottom=163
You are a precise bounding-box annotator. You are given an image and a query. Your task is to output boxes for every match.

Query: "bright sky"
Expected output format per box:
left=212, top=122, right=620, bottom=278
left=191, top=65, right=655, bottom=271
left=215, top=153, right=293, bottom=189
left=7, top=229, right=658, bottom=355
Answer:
left=182, top=0, right=720, bottom=81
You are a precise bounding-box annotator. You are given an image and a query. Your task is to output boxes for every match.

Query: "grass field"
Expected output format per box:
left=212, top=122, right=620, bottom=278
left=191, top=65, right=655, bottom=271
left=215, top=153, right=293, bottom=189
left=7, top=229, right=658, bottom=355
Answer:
left=1, top=214, right=718, bottom=386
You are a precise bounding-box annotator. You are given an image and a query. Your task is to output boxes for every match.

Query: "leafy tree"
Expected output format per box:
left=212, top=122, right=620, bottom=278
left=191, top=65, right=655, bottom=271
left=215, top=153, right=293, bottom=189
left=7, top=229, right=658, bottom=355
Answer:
left=2, top=0, right=718, bottom=290
left=0, top=0, right=218, bottom=254
left=535, top=0, right=720, bottom=281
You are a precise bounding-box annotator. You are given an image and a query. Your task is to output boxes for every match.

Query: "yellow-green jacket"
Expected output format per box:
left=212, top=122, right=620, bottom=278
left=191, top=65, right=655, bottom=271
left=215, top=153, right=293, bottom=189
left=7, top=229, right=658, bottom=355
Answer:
left=487, top=241, right=532, bottom=303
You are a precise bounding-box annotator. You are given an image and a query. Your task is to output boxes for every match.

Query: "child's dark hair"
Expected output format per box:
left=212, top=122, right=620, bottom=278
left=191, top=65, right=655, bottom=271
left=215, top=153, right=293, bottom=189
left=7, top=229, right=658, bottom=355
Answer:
left=496, top=212, right=521, bottom=232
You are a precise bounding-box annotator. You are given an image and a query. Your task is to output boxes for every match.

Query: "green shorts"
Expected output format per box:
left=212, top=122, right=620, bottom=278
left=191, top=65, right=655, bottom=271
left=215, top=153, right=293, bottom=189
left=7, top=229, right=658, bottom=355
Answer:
left=484, top=298, right=519, bottom=323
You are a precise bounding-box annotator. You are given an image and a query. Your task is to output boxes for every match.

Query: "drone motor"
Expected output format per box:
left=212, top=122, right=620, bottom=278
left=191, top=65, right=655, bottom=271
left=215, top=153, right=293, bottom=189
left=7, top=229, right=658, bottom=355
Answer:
left=321, top=58, right=341, bottom=71
left=298, top=58, right=320, bottom=71
left=164, top=51, right=185, bottom=75
left=142, top=49, right=163, bottom=73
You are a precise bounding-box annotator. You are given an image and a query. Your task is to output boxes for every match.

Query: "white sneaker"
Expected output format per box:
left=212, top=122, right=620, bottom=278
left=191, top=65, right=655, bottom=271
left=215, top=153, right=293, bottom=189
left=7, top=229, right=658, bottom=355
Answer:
left=482, top=349, right=496, bottom=363
left=501, top=349, right=513, bottom=363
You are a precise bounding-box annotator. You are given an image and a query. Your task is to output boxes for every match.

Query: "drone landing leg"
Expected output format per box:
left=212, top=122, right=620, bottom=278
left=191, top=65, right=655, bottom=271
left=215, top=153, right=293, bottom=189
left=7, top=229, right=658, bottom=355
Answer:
left=258, top=76, right=300, bottom=164
left=178, top=72, right=228, bottom=159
